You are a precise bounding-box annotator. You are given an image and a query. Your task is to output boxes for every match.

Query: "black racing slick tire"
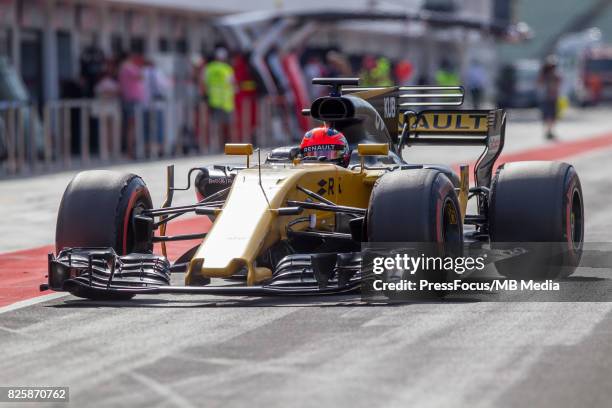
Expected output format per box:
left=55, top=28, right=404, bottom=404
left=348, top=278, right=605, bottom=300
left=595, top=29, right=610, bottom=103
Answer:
left=368, top=169, right=462, bottom=243
left=489, top=161, right=584, bottom=279
left=56, top=170, right=153, bottom=254
left=366, top=169, right=463, bottom=298
left=55, top=171, right=153, bottom=300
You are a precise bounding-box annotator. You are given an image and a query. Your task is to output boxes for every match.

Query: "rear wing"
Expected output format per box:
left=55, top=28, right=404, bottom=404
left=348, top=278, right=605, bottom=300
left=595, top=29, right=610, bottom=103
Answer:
left=400, top=109, right=507, bottom=188
left=344, top=84, right=505, bottom=187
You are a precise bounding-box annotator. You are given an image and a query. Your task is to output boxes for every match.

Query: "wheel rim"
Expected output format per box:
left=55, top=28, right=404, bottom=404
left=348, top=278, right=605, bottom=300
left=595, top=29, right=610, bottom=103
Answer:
left=125, top=198, right=151, bottom=254
left=570, top=189, right=583, bottom=249
left=442, top=199, right=462, bottom=245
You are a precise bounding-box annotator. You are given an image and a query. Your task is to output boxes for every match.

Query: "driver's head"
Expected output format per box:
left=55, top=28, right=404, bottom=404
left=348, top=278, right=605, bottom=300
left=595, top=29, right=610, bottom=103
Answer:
left=300, top=127, right=350, bottom=167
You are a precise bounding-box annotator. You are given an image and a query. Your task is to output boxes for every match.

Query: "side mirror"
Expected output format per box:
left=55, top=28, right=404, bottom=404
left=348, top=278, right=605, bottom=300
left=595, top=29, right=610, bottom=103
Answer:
left=357, top=143, right=389, bottom=156
left=356, top=143, right=389, bottom=173
left=225, top=143, right=253, bottom=156
left=224, top=143, right=253, bottom=167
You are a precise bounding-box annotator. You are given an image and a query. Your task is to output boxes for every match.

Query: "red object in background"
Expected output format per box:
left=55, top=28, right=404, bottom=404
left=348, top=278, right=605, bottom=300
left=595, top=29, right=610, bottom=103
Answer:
left=282, top=53, right=311, bottom=132
left=195, top=59, right=207, bottom=96
left=233, top=54, right=258, bottom=143
left=363, top=55, right=377, bottom=70
left=584, top=73, right=603, bottom=103
left=193, top=59, right=208, bottom=149
left=395, top=60, right=414, bottom=84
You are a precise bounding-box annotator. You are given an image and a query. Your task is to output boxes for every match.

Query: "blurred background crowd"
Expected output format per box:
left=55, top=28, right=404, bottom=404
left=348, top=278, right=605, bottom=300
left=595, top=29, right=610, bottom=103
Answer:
left=1, top=0, right=612, bottom=176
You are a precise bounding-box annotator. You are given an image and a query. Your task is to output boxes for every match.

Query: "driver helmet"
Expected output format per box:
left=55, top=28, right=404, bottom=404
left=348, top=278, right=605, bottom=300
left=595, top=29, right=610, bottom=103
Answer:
left=300, top=127, right=350, bottom=167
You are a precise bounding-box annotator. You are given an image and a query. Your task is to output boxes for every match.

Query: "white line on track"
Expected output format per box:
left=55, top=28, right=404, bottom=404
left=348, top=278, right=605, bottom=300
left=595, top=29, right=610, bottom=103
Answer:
left=0, top=325, right=33, bottom=337
left=0, top=292, right=68, bottom=314
left=129, top=372, right=197, bottom=408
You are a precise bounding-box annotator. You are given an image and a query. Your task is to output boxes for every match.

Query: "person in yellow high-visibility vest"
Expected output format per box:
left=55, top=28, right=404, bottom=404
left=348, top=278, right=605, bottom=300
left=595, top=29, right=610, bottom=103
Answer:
left=434, top=59, right=460, bottom=107
left=371, top=57, right=393, bottom=87
left=203, top=47, right=237, bottom=144
left=435, top=58, right=460, bottom=87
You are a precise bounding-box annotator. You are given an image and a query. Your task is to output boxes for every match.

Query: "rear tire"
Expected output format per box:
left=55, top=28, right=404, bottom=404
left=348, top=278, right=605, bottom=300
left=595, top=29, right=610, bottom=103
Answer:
left=55, top=170, right=153, bottom=300
left=367, top=169, right=463, bottom=299
left=489, top=161, right=583, bottom=279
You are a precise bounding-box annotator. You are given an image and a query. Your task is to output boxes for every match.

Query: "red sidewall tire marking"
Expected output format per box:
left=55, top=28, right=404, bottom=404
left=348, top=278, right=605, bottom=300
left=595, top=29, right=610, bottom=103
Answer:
left=121, top=188, right=144, bottom=255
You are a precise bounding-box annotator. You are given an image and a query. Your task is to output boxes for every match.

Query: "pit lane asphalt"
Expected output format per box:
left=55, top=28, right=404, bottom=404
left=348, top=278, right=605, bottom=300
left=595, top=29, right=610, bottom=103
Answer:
left=1, top=108, right=612, bottom=407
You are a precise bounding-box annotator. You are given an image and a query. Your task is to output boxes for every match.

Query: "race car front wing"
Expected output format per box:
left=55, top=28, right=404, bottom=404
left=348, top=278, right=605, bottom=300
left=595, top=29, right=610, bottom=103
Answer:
left=43, top=248, right=363, bottom=298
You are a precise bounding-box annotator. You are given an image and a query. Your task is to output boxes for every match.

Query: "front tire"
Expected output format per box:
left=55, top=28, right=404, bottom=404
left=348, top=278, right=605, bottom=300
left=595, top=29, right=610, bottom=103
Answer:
left=366, top=169, right=463, bottom=298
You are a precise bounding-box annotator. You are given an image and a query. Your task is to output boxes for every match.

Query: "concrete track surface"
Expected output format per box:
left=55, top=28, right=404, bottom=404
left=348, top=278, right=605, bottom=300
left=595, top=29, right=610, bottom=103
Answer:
left=1, top=107, right=612, bottom=408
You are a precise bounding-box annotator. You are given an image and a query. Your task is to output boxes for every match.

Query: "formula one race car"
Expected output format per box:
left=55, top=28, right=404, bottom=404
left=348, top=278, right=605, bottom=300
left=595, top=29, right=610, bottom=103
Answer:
left=44, top=78, right=584, bottom=300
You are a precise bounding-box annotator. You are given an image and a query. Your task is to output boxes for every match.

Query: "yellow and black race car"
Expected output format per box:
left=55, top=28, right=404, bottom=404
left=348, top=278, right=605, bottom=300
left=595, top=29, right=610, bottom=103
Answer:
left=44, top=78, right=584, bottom=300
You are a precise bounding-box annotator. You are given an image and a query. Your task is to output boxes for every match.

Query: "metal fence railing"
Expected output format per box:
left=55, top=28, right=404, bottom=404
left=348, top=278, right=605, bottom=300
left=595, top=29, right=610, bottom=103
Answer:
left=0, top=96, right=283, bottom=178
left=0, top=101, right=42, bottom=175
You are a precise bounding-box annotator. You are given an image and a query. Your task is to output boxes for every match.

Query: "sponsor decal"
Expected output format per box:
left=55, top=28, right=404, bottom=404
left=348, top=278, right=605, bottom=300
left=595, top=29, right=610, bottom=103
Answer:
left=303, top=144, right=342, bottom=152
left=407, top=112, right=489, bottom=133
left=316, top=178, right=336, bottom=196
left=375, top=114, right=386, bottom=131
left=383, top=96, right=397, bottom=119
left=206, top=177, right=232, bottom=185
